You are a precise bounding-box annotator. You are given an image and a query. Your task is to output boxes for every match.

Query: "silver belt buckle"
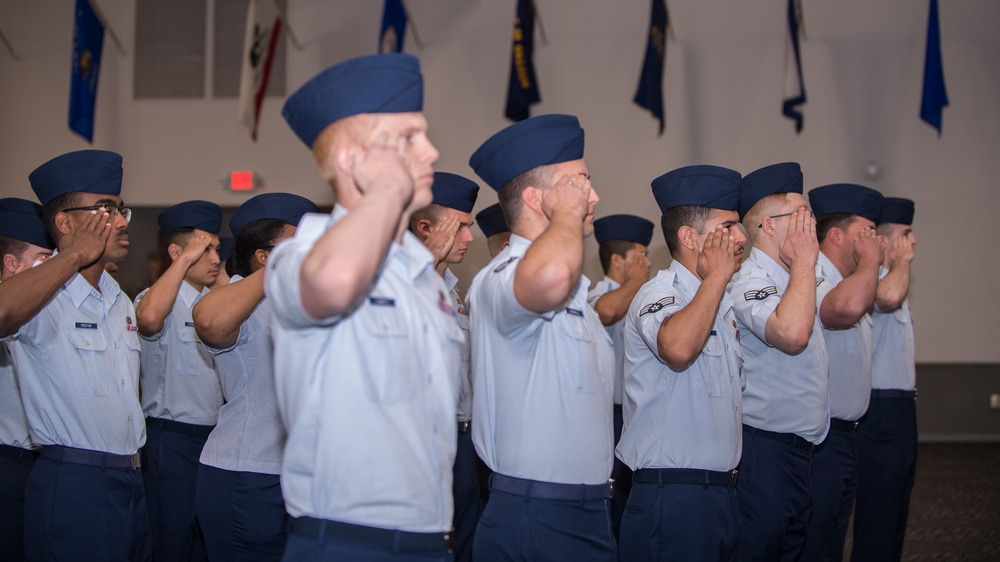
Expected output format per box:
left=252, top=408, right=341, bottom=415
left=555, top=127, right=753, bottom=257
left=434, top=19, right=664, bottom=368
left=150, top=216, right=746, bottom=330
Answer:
left=130, top=452, right=141, bottom=470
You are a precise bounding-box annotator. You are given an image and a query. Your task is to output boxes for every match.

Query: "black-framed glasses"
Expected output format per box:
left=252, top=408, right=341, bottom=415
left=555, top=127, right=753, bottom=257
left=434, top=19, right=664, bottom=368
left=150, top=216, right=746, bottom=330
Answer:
left=757, top=211, right=796, bottom=229
left=62, top=204, right=132, bottom=223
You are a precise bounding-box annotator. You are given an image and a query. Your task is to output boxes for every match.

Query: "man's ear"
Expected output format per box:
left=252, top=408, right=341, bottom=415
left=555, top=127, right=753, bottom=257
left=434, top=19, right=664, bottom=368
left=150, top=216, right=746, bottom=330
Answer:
left=167, top=243, right=182, bottom=261
left=415, top=218, right=433, bottom=238
left=2, top=254, right=18, bottom=275
left=254, top=248, right=269, bottom=268
left=678, top=225, right=699, bottom=252
left=333, top=144, right=358, bottom=180
left=53, top=211, right=73, bottom=236
left=609, top=252, right=626, bottom=270
left=521, top=186, right=544, bottom=216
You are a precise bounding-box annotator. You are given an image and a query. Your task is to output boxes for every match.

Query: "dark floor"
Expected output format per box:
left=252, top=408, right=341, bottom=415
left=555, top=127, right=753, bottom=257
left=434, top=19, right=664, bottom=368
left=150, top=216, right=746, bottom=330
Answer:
left=843, top=443, right=1000, bottom=562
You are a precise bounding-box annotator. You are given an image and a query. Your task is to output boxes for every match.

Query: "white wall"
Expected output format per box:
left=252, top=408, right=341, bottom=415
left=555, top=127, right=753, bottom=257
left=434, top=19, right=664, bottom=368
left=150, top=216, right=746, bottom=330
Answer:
left=1, top=0, right=998, bottom=363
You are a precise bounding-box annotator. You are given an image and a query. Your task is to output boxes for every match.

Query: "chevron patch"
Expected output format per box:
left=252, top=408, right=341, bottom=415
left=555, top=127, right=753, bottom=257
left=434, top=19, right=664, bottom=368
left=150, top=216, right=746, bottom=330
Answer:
left=744, top=286, right=778, bottom=301
left=639, top=296, right=675, bottom=316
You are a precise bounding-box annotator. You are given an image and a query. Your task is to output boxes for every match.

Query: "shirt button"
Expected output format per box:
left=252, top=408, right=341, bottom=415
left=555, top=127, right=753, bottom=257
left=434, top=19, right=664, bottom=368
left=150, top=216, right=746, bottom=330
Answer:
left=85, top=339, right=91, bottom=346
left=576, top=329, right=582, bottom=336
left=121, top=379, right=126, bottom=385
left=432, top=423, right=439, bottom=433
left=114, top=343, right=118, bottom=349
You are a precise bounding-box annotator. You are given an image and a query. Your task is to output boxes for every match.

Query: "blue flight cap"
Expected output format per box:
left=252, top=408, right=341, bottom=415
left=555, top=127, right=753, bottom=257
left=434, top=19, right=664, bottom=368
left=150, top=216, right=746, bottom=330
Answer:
left=469, top=114, right=585, bottom=191
left=0, top=198, right=55, bottom=250
left=651, top=165, right=741, bottom=214
left=475, top=203, right=509, bottom=238
left=229, top=193, right=320, bottom=235
left=431, top=172, right=480, bottom=213
left=29, top=150, right=123, bottom=206
left=217, top=236, right=235, bottom=262
left=739, top=162, right=803, bottom=220
left=594, top=214, right=654, bottom=246
left=808, top=184, right=884, bottom=223
left=283, top=54, right=424, bottom=148
left=878, top=197, right=915, bottom=226
left=157, top=201, right=223, bottom=236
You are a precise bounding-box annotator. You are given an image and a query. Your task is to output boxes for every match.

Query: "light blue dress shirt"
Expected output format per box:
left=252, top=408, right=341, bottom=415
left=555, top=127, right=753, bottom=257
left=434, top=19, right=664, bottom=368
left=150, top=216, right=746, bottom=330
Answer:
left=728, top=247, right=832, bottom=445
left=0, top=343, right=33, bottom=449
left=199, top=275, right=284, bottom=475
left=871, top=266, right=916, bottom=391
left=137, top=281, right=222, bottom=426
left=587, top=276, right=626, bottom=405
left=617, top=261, right=744, bottom=472
left=5, top=271, right=144, bottom=454
left=467, top=234, right=615, bottom=485
left=266, top=208, right=461, bottom=533
left=816, top=252, right=874, bottom=421
left=445, top=268, right=472, bottom=422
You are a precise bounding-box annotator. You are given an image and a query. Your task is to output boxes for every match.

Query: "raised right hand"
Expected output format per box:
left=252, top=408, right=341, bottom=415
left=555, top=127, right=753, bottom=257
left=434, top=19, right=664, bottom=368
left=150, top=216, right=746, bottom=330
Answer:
left=778, top=207, right=818, bottom=268
left=541, top=174, right=590, bottom=225
left=59, top=209, right=111, bottom=268
left=179, top=233, right=214, bottom=266
left=351, top=139, right=415, bottom=206
left=697, top=226, right=737, bottom=281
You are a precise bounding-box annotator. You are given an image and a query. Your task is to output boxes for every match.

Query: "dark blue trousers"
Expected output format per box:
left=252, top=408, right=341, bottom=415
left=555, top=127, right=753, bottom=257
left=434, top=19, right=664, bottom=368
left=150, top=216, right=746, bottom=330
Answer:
left=620, top=480, right=741, bottom=561
left=0, top=445, right=36, bottom=562
left=473, top=490, right=616, bottom=562
left=142, top=421, right=209, bottom=562
left=195, top=463, right=288, bottom=561
left=24, top=454, right=150, bottom=561
left=281, top=519, right=452, bottom=562
left=801, top=425, right=858, bottom=562
left=851, top=397, right=917, bottom=562
left=738, top=427, right=814, bottom=562
left=452, top=431, right=481, bottom=562
left=610, top=404, right=633, bottom=541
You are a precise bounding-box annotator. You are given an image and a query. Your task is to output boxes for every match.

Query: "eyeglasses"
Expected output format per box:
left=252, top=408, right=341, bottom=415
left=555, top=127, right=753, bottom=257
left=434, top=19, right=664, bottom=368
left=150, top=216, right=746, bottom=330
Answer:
left=62, top=203, right=132, bottom=223
left=757, top=211, right=796, bottom=229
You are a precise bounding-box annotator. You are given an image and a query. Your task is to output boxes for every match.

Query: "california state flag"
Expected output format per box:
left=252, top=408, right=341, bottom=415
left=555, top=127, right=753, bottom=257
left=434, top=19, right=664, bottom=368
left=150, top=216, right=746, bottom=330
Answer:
left=238, top=0, right=282, bottom=140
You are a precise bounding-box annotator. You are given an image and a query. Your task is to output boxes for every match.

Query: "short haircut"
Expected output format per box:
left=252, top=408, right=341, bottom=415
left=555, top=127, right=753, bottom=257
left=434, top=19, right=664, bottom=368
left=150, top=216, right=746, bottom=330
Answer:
left=408, top=203, right=447, bottom=237
left=598, top=240, right=637, bottom=274
left=41, top=191, right=81, bottom=239
left=0, top=235, right=29, bottom=264
left=815, top=213, right=856, bottom=243
left=233, top=218, right=288, bottom=278
left=497, top=164, right=555, bottom=228
left=660, top=205, right=714, bottom=255
left=742, top=192, right=787, bottom=244
left=310, top=113, right=379, bottom=185
left=165, top=226, right=196, bottom=248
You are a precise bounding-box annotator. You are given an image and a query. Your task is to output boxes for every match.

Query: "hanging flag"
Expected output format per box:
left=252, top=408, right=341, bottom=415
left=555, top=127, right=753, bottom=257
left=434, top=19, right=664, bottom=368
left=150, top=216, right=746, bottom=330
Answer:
left=633, top=0, right=668, bottom=136
left=68, top=0, right=105, bottom=143
left=238, top=0, right=283, bottom=141
left=505, top=0, right=541, bottom=122
left=782, top=0, right=806, bottom=133
left=920, top=0, right=948, bottom=135
left=379, top=0, right=407, bottom=53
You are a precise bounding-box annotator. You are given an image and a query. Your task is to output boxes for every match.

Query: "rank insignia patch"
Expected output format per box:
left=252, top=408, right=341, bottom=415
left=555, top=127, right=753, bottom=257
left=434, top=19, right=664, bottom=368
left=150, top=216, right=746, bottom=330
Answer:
left=639, top=296, right=674, bottom=316
left=744, top=286, right=778, bottom=301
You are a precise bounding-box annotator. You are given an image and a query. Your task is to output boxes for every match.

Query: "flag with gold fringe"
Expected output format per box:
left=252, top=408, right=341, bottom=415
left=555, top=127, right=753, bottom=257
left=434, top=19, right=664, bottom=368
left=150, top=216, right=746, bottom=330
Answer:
left=634, top=0, right=668, bottom=136
left=505, top=0, right=541, bottom=122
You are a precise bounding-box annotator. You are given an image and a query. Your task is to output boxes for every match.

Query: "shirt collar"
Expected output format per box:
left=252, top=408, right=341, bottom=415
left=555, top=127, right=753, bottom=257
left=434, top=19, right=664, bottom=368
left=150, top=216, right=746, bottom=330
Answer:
left=178, top=280, right=207, bottom=307
left=598, top=275, right=620, bottom=292
left=817, top=251, right=844, bottom=285
left=65, top=269, right=122, bottom=309
left=330, top=204, right=435, bottom=282
left=443, top=268, right=459, bottom=292
left=749, top=246, right=790, bottom=290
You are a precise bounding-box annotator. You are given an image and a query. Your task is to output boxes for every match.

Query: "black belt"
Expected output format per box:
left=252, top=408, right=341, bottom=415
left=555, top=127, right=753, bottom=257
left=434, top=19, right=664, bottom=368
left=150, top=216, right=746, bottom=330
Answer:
left=457, top=419, right=471, bottom=433
left=871, top=389, right=917, bottom=399
left=634, top=467, right=738, bottom=487
left=743, top=424, right=816, bottom=452
left=830, top=418, right=860, bottom=434
left=490, top=473, right=613, bottom=501
left=288, top=517, right=452, bottom=554
left=0, top=444, right=39, bottom=462
left=146, top=416, right=215, bottom=438
left=40, top=445, right=140, bottom=470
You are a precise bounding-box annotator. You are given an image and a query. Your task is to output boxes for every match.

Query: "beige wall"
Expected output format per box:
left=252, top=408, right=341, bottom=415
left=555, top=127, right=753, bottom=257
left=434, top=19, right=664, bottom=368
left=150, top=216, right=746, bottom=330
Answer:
left=1, top=0, right=998, bottom=363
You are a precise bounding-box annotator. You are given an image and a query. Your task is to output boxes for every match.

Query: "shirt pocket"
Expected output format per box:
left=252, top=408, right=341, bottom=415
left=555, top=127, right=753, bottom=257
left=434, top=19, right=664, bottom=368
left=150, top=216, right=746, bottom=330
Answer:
left=177, top=321, right=211, bottom=375
left=358, top=304, right=415, bottom=404
left=697, top=333, right=725, bottom=397
left=67, top=329, right=111, bottom=396
left=556, top=312, right=597, bottom=393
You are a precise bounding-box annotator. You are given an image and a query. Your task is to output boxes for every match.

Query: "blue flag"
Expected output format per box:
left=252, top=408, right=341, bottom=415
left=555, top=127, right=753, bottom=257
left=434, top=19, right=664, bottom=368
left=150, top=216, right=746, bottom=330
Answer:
left=783, top=0, right=806, bottom=133
left=505, top=0, right=541, bottom=122
left=69, top=0, right=104, bottom=143
left=633, top=0, right=668, bottom=136
left=920, top=0, right=948, bottom=135
left=379, top=0, right=407, bottom=53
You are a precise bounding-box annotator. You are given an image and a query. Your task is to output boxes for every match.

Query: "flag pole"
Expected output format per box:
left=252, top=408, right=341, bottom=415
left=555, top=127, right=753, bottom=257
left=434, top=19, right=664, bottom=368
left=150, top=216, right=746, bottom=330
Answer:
left=88, top=0, right=126, bottom=56
left=269, top=0, right=303, bottom=51
left=399, top=0, right=423, bottom=49
left=530, top=0, right=547, bottom=46
left=0, top=26, right=18, bottom=60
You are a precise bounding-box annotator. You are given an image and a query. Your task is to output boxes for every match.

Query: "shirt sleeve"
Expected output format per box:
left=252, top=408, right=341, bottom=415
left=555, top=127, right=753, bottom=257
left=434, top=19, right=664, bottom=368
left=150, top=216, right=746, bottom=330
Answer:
left=133, top=288, right=166, bottom=342
left=485, top=259, right=556, bottom=337
left=264, top=227, right=342, bottom=331
left=729, top=270, right=781, bottom=345
left=632, top=284, right=683, bottom=357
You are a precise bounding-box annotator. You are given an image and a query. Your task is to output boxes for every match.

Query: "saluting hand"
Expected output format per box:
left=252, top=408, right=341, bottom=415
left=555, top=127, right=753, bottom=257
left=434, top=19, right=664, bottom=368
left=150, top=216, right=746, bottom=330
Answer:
left=178, top=234, right=214, bottom=267
left=59, top=209, right=112, bottom=268
left=623, top=247, right=651, bottom=284
left=884, top=233, right=915, bottom=267
left=779, top=207, right=818, bottom=268
left=351, top=139, right=415, bottom=207
left=423, top=213, right=461, bottom=265
left=541, top=174, right=590, bottom=226
left=854, top=227, right=884, bottom=267
left=697, top=225, right=738, bottom=282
